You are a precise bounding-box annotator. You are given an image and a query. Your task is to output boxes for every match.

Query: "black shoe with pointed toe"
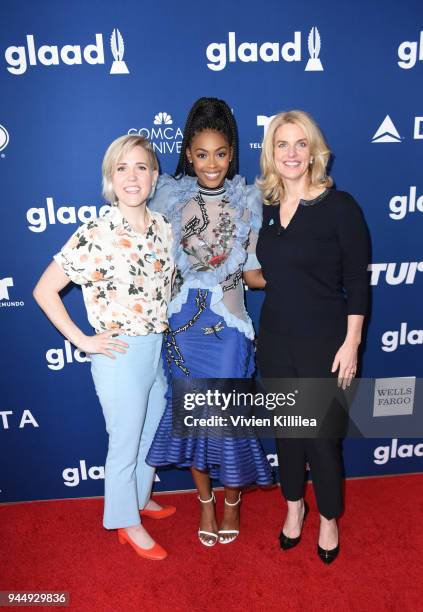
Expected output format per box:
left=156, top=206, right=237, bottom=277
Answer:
left=317, top=543, right=340, bottom=564
left=279, top=501, right=309, bottom=551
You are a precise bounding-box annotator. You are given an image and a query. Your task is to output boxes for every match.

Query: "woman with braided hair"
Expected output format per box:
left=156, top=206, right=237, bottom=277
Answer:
left=147, top=97, right=272, bottom=546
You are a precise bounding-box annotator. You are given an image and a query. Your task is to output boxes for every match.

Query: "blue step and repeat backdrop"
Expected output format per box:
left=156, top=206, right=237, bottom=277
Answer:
left=1, top=0, right=422, bottom=503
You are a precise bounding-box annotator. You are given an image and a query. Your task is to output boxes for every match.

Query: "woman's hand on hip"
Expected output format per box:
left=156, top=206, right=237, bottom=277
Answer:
left=78, top=331, right=129, bottom=358
left=331, top=340, right=359, bottom=390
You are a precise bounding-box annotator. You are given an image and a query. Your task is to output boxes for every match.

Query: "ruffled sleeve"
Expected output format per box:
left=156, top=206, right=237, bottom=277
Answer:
left=148, top=174, right=176, bottom=217
left=244, top=184, right=263, bottom=271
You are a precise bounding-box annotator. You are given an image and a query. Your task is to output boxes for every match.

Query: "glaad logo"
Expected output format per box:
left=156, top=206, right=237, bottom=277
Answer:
left=397, top=31, right=423, bottom=69
left=128, top=114, right=183, bottom=155
left=305, top=27, right=323, bottom=71
left=381, top=323, right=423, bottom=352
left=368, top=262, right=423, bottom=285
left=371, top=115, right=402, bottom=143
left=206, top=27, right=324, bottom=72
left=373, top=438, right=423, bottom=465
left=5, top=30, right=129, bottom=76
left=0, top=410, right=39, bottom=429
left=373, top=377, right=415, bottom=417
left=0, top=277, right=24, bottom=308
left=26, top=197, right=111, bottom=233
left=62, top=459, right=160, bottom=487
left=110, top=28, right=129, bottom=74
left=63, top=460, right=104, bottom=487
left=0, top=124, right=9, bottom=152
left=46, top=340, right=90, bottom=371
left=389, top=186, right=423, bottom=220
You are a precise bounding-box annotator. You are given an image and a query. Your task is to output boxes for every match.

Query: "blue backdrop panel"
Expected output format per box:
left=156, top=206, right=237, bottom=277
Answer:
left=1, top=0, right=422, bottom=503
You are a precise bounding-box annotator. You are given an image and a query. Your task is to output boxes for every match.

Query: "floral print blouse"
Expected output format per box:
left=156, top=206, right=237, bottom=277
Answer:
left=54, top=206, right=173, bottom=336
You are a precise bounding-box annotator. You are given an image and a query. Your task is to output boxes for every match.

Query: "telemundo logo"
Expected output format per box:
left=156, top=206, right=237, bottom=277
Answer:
left=0, top=277, right=24, bottom=308
left=249, top=115, right=276, bottom=149
left=5, top=29, right=130, bottom=76
left=206, top=27, right=324, bottom=72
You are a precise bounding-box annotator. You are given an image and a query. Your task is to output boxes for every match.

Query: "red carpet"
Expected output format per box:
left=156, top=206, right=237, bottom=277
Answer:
left=1, top=474, right=422, bottom=612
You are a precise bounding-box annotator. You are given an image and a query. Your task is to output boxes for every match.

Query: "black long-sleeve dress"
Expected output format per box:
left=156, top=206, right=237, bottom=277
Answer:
left=256, top=189, right=369, bottom=518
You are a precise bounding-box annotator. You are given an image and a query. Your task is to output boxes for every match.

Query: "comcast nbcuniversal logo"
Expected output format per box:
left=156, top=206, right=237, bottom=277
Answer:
left=4, top=28, right=130, bottom=76
left=128, top=113, right=183, bottom=155
left=154, top=112, right=173, bottom=125
left=206, top=27, right=324, bottom=72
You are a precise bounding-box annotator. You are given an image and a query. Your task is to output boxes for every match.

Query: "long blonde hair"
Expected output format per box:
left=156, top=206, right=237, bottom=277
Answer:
left=257, top=110, right=333, bottom=205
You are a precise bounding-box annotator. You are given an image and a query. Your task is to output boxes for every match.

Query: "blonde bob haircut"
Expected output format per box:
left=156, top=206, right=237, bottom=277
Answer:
left=102, top=134, right=159, bottom=205
left=257, top=110, right=333, bottom=205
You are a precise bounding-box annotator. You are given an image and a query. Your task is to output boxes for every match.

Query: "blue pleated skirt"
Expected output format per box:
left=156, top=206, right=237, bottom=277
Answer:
left=146, top=289, right=273, bottom=487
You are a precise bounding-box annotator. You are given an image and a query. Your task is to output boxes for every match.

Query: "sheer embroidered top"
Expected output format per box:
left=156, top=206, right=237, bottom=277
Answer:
left=149, top=175, right=262, bottom=339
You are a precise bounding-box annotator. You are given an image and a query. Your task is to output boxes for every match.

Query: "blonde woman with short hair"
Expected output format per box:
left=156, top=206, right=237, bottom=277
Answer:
left=34, top=135, right=175, bottom=561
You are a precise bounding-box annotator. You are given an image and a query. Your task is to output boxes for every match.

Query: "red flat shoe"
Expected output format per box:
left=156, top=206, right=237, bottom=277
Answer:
left=117, top=528, right=167, bottom=561
left=140, top=505, right=176, bottom=519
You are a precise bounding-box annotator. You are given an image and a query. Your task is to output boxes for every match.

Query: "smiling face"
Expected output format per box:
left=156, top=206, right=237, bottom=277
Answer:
left=273, top=122, right=312, bottom=184
left=186, top=129, right=232, bottom=189
left=112, top=146, right=158, bottom=212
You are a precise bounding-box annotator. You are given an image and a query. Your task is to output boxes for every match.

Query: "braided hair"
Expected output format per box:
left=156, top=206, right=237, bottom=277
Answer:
left=174, top=97, right=239, bottom=179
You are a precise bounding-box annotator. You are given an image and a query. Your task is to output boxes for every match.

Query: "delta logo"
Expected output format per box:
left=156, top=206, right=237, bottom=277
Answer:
left=206, top=27, right=324, bottom=72
left=4, top=28, right=129, bottom=76
left=371, top=115, right=423, bottom=143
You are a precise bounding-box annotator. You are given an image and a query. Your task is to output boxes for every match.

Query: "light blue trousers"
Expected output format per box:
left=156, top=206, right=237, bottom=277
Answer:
left=90, top=333, right=166, bottom=529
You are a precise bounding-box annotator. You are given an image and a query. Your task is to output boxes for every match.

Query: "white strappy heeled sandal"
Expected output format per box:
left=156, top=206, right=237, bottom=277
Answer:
left=197, top=492, right=218, bottom=547
left=218, top=492, right=241, bottom=544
